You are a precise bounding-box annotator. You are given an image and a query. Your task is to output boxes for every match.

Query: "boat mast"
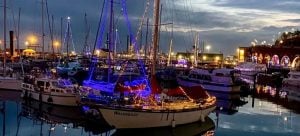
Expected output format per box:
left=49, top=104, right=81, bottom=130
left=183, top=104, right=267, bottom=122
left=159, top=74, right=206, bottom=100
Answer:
left=66, top=17, right=71, bottom=61
left=60, top=17, right=63, bottom=56
left=83, top=13, right=91, bottom=57
left=45, top=0, right=55, bottom=60
left=42, top=0, right=45, bottom=60
left=17, top=8, right=24, bottom=75
left=167, top=13, right=174, bottom=67
left=145, top=18, right=149, bottom=60
left=167, top=38, right=173, bottom=66
left=3, top=0, right=7, bottom=76
left=151, top=0, right=160, bottom=77
left=157, top=4, right=162, bottom=53
left=194, top=33, right=199, bottom=67
left=108, top=0, right=114, bottom=83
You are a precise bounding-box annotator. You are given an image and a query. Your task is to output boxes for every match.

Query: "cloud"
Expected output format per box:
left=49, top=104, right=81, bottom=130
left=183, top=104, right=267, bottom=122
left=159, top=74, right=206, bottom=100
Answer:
left=0, top=0, right=300, bottom=56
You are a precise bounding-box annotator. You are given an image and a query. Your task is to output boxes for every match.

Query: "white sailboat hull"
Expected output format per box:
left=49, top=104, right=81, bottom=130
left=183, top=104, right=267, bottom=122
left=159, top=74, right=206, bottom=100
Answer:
left=177, top=78, right=240, bottom=93
left=0, top=77, right=22, bottom=91
left=99, top=105, right=216, bottom=129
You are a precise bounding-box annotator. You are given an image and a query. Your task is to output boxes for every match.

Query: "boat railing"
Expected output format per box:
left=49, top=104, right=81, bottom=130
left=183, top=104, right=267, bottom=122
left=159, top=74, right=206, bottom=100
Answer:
left=99, top=97, right=216, bottom=112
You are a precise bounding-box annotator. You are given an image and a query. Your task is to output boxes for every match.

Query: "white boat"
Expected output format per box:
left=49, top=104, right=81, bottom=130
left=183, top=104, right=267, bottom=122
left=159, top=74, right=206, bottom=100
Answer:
left=95, top=72, right=216, bottom=129
left=177, top=68, right=240, bottom=93
left=0, top=62, right=22, bottom=91
left=282, top=71, right=300, bottom=101
left=0, top=76, right=22, bottom=91
left=21, top=77, right=80, bottom=106
left=99, top=101, right=216, bottom=129
left=234, top=62, right=266, bottom=83
left=84, top=0, right=216, bottom=129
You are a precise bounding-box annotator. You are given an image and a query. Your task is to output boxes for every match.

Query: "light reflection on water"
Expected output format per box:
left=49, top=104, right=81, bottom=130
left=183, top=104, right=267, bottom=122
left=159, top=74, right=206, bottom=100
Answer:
left=1, top=85, right=300, bottom=136
left=0, top=90, right=214, bottom=136
left=211, top=85, right=300, bottom=136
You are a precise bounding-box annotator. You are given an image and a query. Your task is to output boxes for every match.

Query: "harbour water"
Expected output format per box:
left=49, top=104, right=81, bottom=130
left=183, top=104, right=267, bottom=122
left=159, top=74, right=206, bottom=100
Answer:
left=1, top=85, right=299, bottom=136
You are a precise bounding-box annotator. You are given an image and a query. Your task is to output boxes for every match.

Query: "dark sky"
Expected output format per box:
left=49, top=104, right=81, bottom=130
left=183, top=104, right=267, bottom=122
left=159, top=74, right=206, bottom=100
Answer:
left=1, top=0, right=300, bottom=55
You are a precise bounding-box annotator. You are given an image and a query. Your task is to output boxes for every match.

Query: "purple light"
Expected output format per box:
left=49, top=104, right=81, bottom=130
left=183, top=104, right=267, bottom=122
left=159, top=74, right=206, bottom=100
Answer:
left=88, top=0, right=109, bottom=81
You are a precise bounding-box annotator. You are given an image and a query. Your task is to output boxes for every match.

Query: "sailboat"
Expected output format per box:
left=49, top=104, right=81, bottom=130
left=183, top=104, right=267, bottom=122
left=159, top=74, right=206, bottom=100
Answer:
left=56, top=16, right=85, bottom=77
left=0, top=0, right=22, bottom=91
left=81, top=0, right=147, bottom=97
left=95, top=0, right=216, bottom=129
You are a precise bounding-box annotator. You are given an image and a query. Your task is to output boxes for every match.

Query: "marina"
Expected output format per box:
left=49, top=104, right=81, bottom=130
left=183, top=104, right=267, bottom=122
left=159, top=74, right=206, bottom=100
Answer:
left=0, top=0, right=300, bottom=135
left=1, top=84, right=300, bottom=135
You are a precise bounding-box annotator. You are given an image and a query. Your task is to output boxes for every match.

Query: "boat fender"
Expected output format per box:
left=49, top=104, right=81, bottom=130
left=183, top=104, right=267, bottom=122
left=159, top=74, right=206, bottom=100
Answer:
left=200, top=114, right=205, bottom=122
left=172, top=120, right=176, bottom=128
left=29, top=93, right=32, bottom=99
left=20, top=93, right=24, bottom=98
left=22, top=91, right=27, bottom=98
left=47, top=97, right=53, bottom=103
left=87, top=109, right=100, bottom=117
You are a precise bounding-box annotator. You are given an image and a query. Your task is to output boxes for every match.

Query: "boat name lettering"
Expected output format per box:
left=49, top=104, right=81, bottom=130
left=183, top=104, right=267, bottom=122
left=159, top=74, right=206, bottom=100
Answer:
left=114, top=111, right=138, bottom=116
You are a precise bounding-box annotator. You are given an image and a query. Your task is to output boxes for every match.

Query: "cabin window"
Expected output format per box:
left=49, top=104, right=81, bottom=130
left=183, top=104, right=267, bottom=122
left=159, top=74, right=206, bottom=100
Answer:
left=203, top=75, right=212, bottom=81
left=215, top=73, right=224, bottom=76
left=46, top=82, right=50, bottom=88
left=189, top=74, right=197, bottom=79
left=37, top=81, right=44, bottom=87
left=51, top=89, right=55, bottom=92
left=292, top=75, right=300, bottom=79
left=197, top=75, right=203, bottom=80
left=52, top=81, right=59, bottom=87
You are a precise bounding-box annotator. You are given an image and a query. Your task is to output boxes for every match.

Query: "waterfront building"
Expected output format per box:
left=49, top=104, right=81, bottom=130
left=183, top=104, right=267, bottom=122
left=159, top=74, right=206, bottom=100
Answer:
left=175, top=52, right=224, bottom=68
left=238, top=30, right=300, bottom=69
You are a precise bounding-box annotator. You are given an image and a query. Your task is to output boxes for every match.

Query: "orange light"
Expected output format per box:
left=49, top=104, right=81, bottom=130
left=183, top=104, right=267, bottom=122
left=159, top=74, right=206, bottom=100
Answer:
left=27, top=35, right=38, bottom=44
left=54, top=41, right=60, bottom=47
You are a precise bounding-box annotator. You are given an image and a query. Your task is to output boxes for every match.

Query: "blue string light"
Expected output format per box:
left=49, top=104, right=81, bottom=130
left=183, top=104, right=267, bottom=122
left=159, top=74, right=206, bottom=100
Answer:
left=121, top=0, right=151, bottom=92
left=88, top=0, right=109, bottom=81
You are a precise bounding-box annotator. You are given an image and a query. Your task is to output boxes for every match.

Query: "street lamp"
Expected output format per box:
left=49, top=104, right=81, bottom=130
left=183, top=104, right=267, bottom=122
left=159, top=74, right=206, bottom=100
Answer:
left=96, top=49, right=100, bottom=57
left=28, top=35, right=38, bottom=44
left=26, top=35, right=38, bottom=51
left=280, top=40, right=283, bottom=44
left=171, top=52, right=174, bottom=56
left=0, top=40, right=2, bottom=51
left=53, top=40, right=60, bottom=54
left=205, top=45, right=211, bottom=53
left=25, top=41, right=29, bottom=46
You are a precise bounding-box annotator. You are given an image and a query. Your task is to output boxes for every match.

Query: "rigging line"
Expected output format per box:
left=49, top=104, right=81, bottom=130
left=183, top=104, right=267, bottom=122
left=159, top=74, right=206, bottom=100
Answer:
left=88, top=0, right=108, bottom=81
left=83, top=13, right=91, bottom=54
left=121, top=0, right=150, bottom=90
left=189, top=0, right=195, bottom=41
left=11, top=2, right=18, bottom=37
left=134, top=0, right=151, bottom=48
left=113, top=0, right=123, bottom=30
left=182, top=0, right=189, bottom=43
left=69, top=23, right=76, bottom=52
left=45, top=0, right=55, bottom=57
left=184, top=0, right=193, bottom=41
